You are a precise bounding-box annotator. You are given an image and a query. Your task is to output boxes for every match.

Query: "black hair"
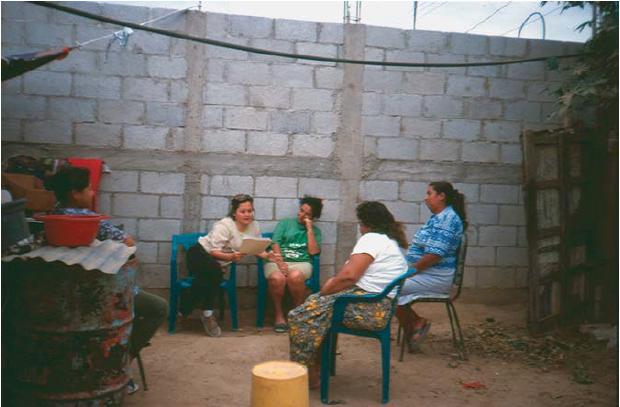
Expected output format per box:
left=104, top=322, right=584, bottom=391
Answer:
left=429, top=181, right=468, bottom=229
left=299, top=195, right=323, bottom=219
left=44, top=165, right=90, bottom=205
left=228, top=194, right=254, bottom=219
left=355, top=201, right=408, bottom=248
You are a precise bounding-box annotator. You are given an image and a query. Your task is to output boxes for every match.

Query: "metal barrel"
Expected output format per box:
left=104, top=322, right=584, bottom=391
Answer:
left=3, top=257, right=137, bottom=406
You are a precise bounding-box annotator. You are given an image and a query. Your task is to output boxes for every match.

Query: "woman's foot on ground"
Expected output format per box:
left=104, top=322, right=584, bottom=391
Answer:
left=200, top=313, right=222, bottom=337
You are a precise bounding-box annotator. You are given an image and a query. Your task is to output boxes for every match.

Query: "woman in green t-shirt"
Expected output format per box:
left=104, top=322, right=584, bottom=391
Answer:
left=265, top=196, right=323, bottom=333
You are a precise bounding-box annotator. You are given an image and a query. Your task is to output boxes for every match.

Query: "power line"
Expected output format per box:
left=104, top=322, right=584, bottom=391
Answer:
left=30, top=1, right=581, bottom=69
left=465, top=2, right=512, bottom=33
left=500, top=5, right=563, bottom=36
left=419, top=1, right=447, bottom=18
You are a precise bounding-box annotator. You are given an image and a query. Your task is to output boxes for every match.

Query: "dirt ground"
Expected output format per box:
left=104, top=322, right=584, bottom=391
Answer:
left=125, top=289, right=617, bottom=406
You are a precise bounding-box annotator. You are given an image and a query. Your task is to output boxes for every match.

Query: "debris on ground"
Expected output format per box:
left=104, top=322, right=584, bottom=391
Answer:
left=579, top=324, right=618, bottom=349
left=461, top=381, right=486, bottom=390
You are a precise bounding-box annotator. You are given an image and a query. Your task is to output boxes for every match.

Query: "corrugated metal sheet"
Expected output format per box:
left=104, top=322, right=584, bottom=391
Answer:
left=2, top=239, right=137, bottom=274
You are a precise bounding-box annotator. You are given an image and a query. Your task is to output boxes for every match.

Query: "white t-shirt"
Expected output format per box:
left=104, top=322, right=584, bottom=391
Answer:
left=353, top=232, right=408, bottom=298
left=198, top=217, right=261, bottom=265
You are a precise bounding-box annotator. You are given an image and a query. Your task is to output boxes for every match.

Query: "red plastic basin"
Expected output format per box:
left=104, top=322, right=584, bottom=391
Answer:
left=34, top=214, right=108, bottom=247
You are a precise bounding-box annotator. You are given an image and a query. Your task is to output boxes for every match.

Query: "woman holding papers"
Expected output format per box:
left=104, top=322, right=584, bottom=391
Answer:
left=185, top=194, right=278, bottom=337
left=266, top=196, right=323, bottom=333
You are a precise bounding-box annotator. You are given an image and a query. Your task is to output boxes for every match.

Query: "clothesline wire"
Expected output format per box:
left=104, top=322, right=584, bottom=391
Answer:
left=31, top=1, right=582, bottom=68
left=465, top=2, right=512, bottom=34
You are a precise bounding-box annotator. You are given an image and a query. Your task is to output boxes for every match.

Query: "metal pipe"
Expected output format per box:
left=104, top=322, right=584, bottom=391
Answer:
left=518, top=11, right=546, bottom=39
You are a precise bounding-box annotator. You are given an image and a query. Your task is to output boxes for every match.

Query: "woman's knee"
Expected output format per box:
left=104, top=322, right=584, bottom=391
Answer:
left=268, top=272, right=286, bottom=287
left=286, top=270, right=306, bottom=286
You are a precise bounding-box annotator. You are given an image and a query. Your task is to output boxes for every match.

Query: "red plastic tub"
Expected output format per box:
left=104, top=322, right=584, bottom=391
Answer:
left=34, top=214, right=108, bottom=247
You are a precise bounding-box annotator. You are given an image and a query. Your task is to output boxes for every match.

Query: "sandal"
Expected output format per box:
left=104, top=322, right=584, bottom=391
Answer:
left=274, top=323, right=289, bottom=333
left=412, top=321, right=431, bottom=344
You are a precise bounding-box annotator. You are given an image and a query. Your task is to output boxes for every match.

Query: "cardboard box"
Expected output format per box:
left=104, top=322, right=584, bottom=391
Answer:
left=1, top=173, right=56, bottom=212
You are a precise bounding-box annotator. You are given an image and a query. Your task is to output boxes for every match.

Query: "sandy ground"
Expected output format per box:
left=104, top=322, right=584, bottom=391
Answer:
left=125, top=289, right=617, bottom=406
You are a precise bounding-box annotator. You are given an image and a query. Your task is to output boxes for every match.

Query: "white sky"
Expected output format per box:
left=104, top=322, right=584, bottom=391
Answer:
left=114, top=0, right=593, bottom=43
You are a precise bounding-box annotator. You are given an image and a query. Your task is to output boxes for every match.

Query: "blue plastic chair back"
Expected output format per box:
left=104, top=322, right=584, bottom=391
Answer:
left=255, top=232, right=320, bottom=327
left=320, top=268, right=415, bottom=404
left=168, top=232, right=238, bottom=333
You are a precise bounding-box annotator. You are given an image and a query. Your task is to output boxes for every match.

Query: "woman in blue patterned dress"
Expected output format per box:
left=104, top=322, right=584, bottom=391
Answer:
left=395, top=181, right=467, bottom=349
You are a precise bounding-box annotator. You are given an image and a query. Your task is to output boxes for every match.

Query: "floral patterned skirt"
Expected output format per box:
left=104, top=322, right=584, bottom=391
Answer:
left=288, top=287, right=392, bottom=366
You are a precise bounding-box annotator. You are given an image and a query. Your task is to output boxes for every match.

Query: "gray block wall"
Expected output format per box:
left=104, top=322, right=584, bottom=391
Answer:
left=1, top=2, right=584, bottom=289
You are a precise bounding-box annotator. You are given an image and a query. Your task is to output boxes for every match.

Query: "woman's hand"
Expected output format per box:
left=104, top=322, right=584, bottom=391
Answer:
left=277, top=261, right=289, bottom=275
left=123, top=235, right=136, bottom=247
left=230, top=252, right=244, bottom=263
left=266, top=251, right=282, bottom=263
left=303, top=216, right=313, bottom=230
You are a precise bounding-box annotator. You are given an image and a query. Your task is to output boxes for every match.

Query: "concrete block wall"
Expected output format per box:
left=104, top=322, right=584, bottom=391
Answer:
left=1, top=2, right=583, bottom=289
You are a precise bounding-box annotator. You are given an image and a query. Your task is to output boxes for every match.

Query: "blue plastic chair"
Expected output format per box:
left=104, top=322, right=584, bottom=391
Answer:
left=320, top=268, right=415, bottom=404
left=255, top=232, right=320, bottom=328
left=168, top=232, right=238, bottom=334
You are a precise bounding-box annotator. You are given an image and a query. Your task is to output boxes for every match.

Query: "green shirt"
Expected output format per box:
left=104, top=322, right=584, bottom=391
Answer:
left=272, top=217, right=322, bottom=263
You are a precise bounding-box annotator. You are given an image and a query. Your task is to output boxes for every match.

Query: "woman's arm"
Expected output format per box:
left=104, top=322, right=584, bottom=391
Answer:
left=410, top=253, right=442, bottom=273
left=304, top=218, right=320, bottom=256
left=320, top=253, right=374, bottom=295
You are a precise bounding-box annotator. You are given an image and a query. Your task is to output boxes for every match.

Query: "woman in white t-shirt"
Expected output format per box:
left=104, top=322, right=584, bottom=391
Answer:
left=288, top=201, right=408, bottom=388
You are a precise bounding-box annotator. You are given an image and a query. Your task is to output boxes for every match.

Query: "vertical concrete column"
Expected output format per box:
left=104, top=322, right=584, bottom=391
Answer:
left=182, top=11, right=206, bottom=233
left=335, top=24, right=365, bottom=268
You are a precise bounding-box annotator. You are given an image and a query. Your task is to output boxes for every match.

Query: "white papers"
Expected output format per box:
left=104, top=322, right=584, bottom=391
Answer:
left=238, top=238, right=271, bottom=256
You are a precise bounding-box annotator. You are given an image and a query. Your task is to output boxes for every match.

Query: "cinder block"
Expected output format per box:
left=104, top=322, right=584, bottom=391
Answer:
left=443, top=119, right=481, bottom=141
left=229, top=14, right=272, bottom=38
left=462, top=266, right=477, bottom=288
left=224, top=107, right=268, bottom=130
left=157, top=242, right=172, bottom=264
left=1, top=75, right=22, bottom=95
left=385, top=201, right=419, bottom=223
left=465, top=55, right=502, bottom=78
left=450, top=33, right=487, bottom=55
left=138, top=219, right=181, bottom=241
left=122, top=77, right=168, bottom=102
left=377, top=138, right=417, bottom=160
left=161, top=195, right=184, bottom=219
left=296, top=42, right=337, bottom=66
left=206, top=59, right=225, bottom=82
left=488, top=78, right=525, bottom=99
left=363, top=70, right=403, bottom=93
left=99, top=100, right=144, bottom=125
left=168, top=128, right=185, bottom=151
left=25, top=23, right=72, bottom=46
left=202, top=130, right=245, bottom=153
left=496, top=247, right=528, bottom=266
left=483, top=121, right=521, bottom=143
left=141, top=172, right=185, bottom=194
left=453, top=183, right=479, bottom=203
left=423, top=96, right=463, bottom=118
left=299, top=178, right=340, bottom=200
left=527, top=39, right=565, bottom=58
left=360, top=181, right=398, bottom=201
left=400, top=181, right=428, bottom=202
left=361, top=115, right=400, bottom=137
left=316, top=200, right=338, bottom=221
left=446, top=75, right=486, bottom=97
left=270, top=111, right=311, bottom=133
left=385, top=50, right=424, bottom=72
left=136, top=242, right=158, bottom=264
left=200, top=175, right=210, bottom=195
left=249, top=86, right=290, bottom=109
left=100, top=170, right=139, bottom=192
left=249, top=38, right=294, bottom=62
left=504, top=100, right=541, bottom=122
left=145, top=102, right=185, bottom=127
left=362, top=93, right=382, bottom=115
left=461, top=142, right=499, bottom=163
left=275, top=198, right=299, bottom=219
left=517, top=226, right=528, bottom=247
left=275, top=19, right=317, bottom=41
left=1, top=119, right=21, bottom=142
left=514, top=267, right=528, bottom=288
left=402, top=72, right=446, bottom=95
left=23, top=71, right=71, bottom=96
left=4, top=2, right=49, bottom=22
left=468, top=204, right=498, bottom=225
left=419, top=140, right=460, bottom=162
left=479, top=226, right=517, bottom=246
left=312, top=112, right=339, bottom=135
left=137, top=264, right=170, bottom=288
left=123, top=125, right=167, bottom=150
left=496, top=268, right=516, bottom=288
left=75, top=25, right=113, bottom=51
left=74, top=75, right=121, bottom=99
left=315, top=67, right=343, bottom=89
left=128, top=31, right=170, bottom=55
left=489, top=37, right=527, bottom=57
left=319, top=23, right=343, bottom=44
left=480, top=184, right=519, bottom=204
left=271, top=64, right=314, bottom=88
left=407, top=30, right=447, bottom=52
left=366, top=26, right=405, bottom=49
left=210, top=175, right=253, bottom=196
left=425, top=53, right=466, bottom=74
left=204, top=83, right=246, bottom=106
left=465, top=227, right=478, bottom=246
left=255, top=176, right=298, bottom=198
left=253, top=198, right=274, bottom=220
left=114, top=218, right=137, bottom=237
left=202, top=107, right=223, bottom=128
left=499, top=205, right=526, bottom=225
left=101, top=2, right=148, bottom=22
left=47, top=97, right=96, bottom=121
left=364, top=48, right=385, bottom=71
left=50, top=2, right=102, bottom=24
left=541, top=103, right=563, bottom=125
left=401, top=118, right=441, bottom=138
left=23, top=120, right=72, bottom=144
left=207, top=38, right=249, bottom=60
left=98, top=192, right=112, bottom=215
left=75, top=123, right=121, bottom=147
left=507, top=60, right=545, bottom=80
left=500, top=144, right=522, bottom=165
left=170, top=80, right=188, bottom=103
left=382, top=94, right=422, bottom=117
left=292, top=88, right=334, bottom=111
left=315, top=221, right=337, bottom=244
left=465, top=98, right=502, bottom=120
left=247, top=132, right=288, bottom=156
left=465, top=246, right=496, bottom=266
left=205, top=12, right=227, bottom=39
left=227, top=61, right=271, bottom=85
left=364, top=136, right=377, bottom=156
left=292, top=135, right=334, bottom=158
left=99, top=52, right=146, bottom=77
left=113, top=193, right=158, bottom=217
left=147, top=56, right=187, bottom=79
left=48, top=50, right=97, bottom=74
left=474, top=267, right=497, bottom=287
left=318, top=244, right=336, bottom=265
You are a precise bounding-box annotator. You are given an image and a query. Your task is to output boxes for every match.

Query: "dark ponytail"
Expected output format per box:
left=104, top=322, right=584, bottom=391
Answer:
left=44, top=165, right=90, bottom=205
left=356, top=201, right=408, bottom=249
left=429, top=181, right=468, bottom=230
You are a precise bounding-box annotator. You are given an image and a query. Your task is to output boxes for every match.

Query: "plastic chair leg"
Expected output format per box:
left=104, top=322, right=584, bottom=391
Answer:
left=136, top=352, right=148, bottom=391
left=168, top=287, right=178, bottom=334
left=228, top=283, right=239, bottom=331
left=380, top=333, right=391, bottom=404
left=256, top=281, right=266, bottom=328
